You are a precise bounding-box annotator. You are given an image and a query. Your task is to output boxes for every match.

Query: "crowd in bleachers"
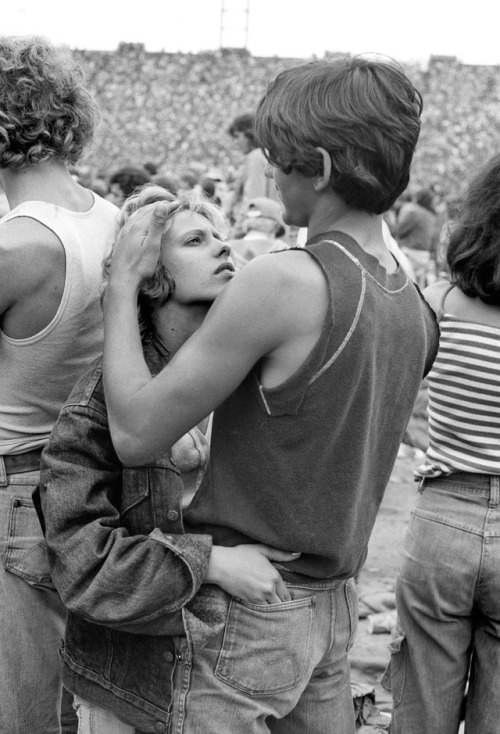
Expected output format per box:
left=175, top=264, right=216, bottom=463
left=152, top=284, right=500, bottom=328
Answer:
left=62, top=45, right=500, bottom=290
left=72, top=45, right=500, bottom=206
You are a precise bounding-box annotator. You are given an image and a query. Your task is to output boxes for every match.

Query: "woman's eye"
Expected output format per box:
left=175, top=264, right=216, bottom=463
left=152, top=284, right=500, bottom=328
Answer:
left=186, top=237, right=201, bottom=246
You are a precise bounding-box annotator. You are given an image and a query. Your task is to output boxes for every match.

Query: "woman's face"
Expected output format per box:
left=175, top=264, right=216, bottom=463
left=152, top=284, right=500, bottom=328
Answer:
left=163, top=210, right=235, bottom=304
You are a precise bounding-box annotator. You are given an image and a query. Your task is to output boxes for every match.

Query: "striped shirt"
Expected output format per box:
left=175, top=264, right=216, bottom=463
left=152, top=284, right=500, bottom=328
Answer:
left=417, top=313, right=500, bottom=477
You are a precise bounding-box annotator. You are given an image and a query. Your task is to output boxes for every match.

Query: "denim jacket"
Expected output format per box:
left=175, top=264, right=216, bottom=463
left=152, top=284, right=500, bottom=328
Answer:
left=38, top=335, right=219, bottom=733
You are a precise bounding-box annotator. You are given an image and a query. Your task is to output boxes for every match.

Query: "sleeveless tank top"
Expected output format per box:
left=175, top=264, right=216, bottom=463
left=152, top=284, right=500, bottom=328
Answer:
left=185, top=231, right=439, bottom=579
left=417, top=284, right=500, bottom=477
left=0, top=195, right=118, bottom=454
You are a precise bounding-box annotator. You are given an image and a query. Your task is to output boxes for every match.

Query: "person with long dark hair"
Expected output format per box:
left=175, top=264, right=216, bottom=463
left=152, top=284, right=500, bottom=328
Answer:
left=389, top=153, right=500, bottom=733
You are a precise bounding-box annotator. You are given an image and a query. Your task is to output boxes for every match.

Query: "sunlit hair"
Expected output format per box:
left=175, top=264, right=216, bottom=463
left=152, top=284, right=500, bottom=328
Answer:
left=255, top=56, right=423, bottom=214
left=102, top=184, right=227, bottom=334
left=0, top=36, right=98, bottom=169
left=447, top=154, right=500, bottom=305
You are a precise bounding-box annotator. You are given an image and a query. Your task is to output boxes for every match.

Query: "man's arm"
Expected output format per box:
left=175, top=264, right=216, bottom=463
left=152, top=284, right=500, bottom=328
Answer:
left=103, top=203, right=326, bottom=465
left=104, top=254, right=299, bottom=465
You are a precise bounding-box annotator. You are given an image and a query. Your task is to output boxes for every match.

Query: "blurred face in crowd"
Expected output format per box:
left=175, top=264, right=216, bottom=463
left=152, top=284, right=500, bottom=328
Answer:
left=162, top=210, right=235, bottom=305
left=232, top=131, right=252, bottom=155
left=107, top=183, right=125, bottom=207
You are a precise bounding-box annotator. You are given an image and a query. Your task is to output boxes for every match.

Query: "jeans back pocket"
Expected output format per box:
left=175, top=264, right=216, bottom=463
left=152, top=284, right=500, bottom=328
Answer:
left=4, top=497, right=55, bottom=590
left=215, top=593, right=314, bottom=695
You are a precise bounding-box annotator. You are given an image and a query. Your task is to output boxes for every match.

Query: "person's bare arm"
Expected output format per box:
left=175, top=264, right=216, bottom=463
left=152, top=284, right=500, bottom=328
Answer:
left=0, top=227, right=32, bottom=316
left=103, top=204, right=325, bottom=466
left=104, top=254, right=295, bottom=465
left=0, top=220, right=64, bottom=334
left=422, top=279, right=450, bottom=316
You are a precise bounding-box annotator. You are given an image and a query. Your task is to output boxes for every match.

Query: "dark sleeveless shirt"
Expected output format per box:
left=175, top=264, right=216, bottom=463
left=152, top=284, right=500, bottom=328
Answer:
left=184, top=231, right=438, bottom=579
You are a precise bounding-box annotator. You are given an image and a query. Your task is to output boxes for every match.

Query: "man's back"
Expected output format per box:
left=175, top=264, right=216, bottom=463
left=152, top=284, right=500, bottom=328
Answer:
left=0, top=193, right=118, bottom=454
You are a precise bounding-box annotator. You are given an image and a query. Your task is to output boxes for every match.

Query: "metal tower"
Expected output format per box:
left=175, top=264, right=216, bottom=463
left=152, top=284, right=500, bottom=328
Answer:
left=220, top=0, right=250, bottom=50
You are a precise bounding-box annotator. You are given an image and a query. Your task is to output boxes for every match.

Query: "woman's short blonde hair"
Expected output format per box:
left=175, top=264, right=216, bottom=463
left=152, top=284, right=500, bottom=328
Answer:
left=0, top=36, right=98, bottom=168
left=102, top=184, right=227, bottom=334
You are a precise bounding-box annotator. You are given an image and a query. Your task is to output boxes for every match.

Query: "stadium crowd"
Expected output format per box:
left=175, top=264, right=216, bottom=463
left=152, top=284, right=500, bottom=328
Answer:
left=72, top=45, right=500, bottom=203
left=60, top=45, right=500, bottom=288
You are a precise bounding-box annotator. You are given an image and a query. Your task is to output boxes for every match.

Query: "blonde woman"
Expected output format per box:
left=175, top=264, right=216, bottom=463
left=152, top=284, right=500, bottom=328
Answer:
left=38, top=185, right=297, bottom=733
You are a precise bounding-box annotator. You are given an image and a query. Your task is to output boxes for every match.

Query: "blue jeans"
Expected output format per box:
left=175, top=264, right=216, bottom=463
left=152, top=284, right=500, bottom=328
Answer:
left=389, top=473, right=500, bottom=734
left=0, top=458, right=76, bottom=734
left=73, top=697, right=135, bottom=734
left=170, top=577, right=358, bottom=734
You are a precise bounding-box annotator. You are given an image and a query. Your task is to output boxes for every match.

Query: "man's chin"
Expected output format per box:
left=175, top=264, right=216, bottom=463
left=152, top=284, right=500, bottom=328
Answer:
left=283, top=210, right=305, bottom=229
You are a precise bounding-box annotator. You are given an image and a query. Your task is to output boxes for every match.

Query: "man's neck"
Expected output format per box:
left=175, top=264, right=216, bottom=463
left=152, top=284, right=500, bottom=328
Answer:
left=307, top=200, right=386, bottom=253
left=0, top=159, right=93, bottom=212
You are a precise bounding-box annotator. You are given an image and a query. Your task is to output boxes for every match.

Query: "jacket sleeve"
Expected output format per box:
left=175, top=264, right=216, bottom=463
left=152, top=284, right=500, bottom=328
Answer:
left=39, top=400, right=213, bottom=634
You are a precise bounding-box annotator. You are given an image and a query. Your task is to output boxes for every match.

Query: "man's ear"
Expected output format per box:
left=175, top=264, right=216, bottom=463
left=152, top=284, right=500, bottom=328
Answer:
left=313, top=147, right=331, bottom=192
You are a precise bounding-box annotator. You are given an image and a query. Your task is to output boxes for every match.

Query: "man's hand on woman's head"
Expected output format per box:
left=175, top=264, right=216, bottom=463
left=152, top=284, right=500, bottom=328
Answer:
left=109, top=202, right=170, bottom=290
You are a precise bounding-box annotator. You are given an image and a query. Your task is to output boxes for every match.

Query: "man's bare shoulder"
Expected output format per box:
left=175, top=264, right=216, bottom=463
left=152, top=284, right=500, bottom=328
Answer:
left=236, top=248, right=326, bottom=290
left=213, top=247, right=328, bottom=341
left=0, top=216, right=62, bottom=264
left=0, top=217, right=63, bottom=306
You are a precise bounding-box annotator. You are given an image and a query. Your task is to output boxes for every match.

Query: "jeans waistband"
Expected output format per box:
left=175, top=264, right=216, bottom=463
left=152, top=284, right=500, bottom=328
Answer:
left=0, top=449, right=43, bottom=474
left=421, top=472, right=500, bottom=507
left=274, top=564, right=347, bottom=588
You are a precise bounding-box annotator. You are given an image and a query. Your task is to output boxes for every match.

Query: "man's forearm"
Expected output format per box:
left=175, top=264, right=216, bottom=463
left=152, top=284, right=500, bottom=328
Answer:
left=103, top=279, right=154, bottom=460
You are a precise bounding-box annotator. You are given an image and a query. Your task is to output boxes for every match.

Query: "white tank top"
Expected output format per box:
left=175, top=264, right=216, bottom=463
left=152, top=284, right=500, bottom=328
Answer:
left=0, top=194, right=118, bottom=454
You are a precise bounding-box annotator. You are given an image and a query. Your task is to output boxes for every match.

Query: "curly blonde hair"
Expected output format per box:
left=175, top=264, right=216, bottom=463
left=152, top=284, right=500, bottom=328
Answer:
left=102, top=184, right=227, bottom=334
left=0, top=36, right=98, bottom=169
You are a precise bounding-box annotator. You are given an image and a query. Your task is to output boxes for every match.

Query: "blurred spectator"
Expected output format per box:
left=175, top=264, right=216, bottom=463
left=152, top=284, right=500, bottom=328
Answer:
left=143, top=161, right=158, bottom=176
left=107, top=165, right=151, bottom=206
left=436, top=195, right=464, bottom=275
left=396, top=188, right=439, bottom=287
left=230, top=197, right=287, bottom=264
left=199, top=177, right=222, bottom=206
left=151, top=173, right=178, bottom=195
left=227, top=112, right=279, bottom=237
left=382, top=221, right=416, bottom=281
left=177, top=168, right=199, bottom=193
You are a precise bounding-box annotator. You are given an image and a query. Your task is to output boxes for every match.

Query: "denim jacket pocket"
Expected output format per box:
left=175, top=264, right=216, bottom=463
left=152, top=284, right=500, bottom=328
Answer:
left=121, top=465, right=182, bottom=535
left=4, top=497, right=55, bottom=590
left=121, top=468, right=150, bottom=515
left=215, top=591, right=315, bottom=695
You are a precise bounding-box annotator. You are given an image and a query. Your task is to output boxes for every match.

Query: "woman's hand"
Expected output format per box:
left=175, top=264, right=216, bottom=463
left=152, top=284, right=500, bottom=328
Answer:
left=108, top=202, right=170, bottom=290
left=203, top=544, right=301, bottom=604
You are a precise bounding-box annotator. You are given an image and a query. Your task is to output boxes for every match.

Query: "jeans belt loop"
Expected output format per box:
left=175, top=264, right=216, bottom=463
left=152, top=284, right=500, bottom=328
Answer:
left=0, top=457, right=7, bottom=487
left=489, top=475, right=500, bottom=508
